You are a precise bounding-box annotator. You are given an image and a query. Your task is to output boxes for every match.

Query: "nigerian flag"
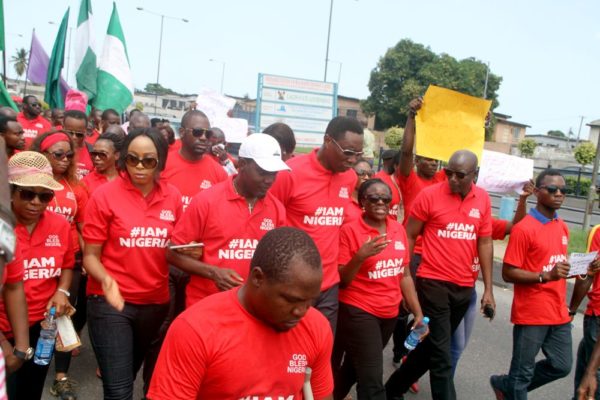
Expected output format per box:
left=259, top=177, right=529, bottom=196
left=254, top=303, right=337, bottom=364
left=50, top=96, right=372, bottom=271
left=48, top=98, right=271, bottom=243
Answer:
left=94, top=2, right=132, bottom=113
left=74, top=0, right=97, bottom=101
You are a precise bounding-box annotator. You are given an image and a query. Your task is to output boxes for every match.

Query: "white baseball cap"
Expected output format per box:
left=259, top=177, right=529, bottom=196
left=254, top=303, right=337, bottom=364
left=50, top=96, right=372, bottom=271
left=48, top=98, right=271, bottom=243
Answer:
left=239, top=133, right=291, bottom=172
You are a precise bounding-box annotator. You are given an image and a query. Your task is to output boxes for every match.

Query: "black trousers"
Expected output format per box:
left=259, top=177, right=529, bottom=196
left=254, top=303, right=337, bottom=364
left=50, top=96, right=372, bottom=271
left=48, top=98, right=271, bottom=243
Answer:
left=385, top=277, right=473, bottom=400
left=334, top=303, right=397, bottom=400
left=392, top=254, right=422, bottom=360
left=7, top=321, right=48, bottom=400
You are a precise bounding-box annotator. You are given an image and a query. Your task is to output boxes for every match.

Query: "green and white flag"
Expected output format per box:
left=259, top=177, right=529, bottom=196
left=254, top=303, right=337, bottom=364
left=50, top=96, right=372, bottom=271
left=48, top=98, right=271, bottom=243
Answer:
left=74, top=0, right=97, bottom=101
left=94, top=2, right=132, bottom=113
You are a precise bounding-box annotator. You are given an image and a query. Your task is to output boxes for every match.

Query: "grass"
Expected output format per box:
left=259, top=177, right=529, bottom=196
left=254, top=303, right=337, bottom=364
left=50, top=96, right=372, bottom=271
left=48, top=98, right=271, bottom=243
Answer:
left=568, top=228, right=589, bottom=254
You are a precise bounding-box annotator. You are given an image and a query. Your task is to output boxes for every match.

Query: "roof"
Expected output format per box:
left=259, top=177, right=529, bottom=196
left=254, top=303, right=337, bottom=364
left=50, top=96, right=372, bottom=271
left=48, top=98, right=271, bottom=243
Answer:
left=587, top=119, right=600, bottom=127
left=493, top=111, right=531, bottom=128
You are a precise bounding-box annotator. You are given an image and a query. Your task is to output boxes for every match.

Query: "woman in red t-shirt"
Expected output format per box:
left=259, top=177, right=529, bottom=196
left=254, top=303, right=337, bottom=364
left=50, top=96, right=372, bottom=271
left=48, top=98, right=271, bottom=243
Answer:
left=344, top=159, right=373, bottom=226
left=334, top=178, right=424, bottom=400
left=2, top=151, right=74, bottom=399
left=83, top=128, right=182, bottom=399
left=82, top=132, right=124, bottom=196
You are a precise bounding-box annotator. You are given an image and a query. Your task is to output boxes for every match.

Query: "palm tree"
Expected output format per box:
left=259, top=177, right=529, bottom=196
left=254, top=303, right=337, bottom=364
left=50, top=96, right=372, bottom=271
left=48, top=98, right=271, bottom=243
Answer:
left=10, top=48, right=28, bottom=85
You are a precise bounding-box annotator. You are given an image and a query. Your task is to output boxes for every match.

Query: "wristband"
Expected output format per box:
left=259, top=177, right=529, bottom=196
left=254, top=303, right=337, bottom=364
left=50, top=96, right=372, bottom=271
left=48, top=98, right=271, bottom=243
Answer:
left=57, top=288, right=71, bottom=297
left=538, top=273, right=545, bottom=283
left=569, top=310, right=577, bottom=317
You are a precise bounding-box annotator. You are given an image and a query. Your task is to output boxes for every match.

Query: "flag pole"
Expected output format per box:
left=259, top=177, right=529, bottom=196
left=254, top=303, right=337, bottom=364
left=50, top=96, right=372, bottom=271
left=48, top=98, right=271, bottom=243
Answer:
left=23, top=28, right=34, bottom=96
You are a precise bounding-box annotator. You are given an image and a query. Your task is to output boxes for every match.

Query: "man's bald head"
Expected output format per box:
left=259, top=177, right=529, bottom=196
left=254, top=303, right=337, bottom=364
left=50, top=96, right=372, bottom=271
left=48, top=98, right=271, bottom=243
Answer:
left=448, top=150, right=478, bottom=171
left=105, top=124, right=126, bottom=138
left=128, top=113, right=150, bottom=132
left=210, top=127, right=226, bottom=143
left=446, top=149, right=478, bottom=197
left=0, top=107, right=17, bottom=118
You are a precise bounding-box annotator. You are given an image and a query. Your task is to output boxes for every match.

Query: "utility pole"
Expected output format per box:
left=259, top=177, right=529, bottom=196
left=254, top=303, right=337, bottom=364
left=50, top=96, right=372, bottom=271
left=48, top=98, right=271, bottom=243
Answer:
left=483, top=62, right=490, bottom=99
left=583, top=122, right=599, bottom=229
left=324, top=0, right=334, bottom=82
left=576, top=115, right=585, bottom=145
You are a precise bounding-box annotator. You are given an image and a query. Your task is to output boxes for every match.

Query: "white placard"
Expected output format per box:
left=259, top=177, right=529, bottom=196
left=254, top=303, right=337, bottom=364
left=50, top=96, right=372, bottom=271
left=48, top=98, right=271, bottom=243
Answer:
left=478, top=150, right=533, bottom=194
left=195, top=88, right=237, bottom=126
left=56, top=315, right=80, bottom=348
left=568, top=251, right=598, bottom=277
left=212, top=117, right=248, bottom=144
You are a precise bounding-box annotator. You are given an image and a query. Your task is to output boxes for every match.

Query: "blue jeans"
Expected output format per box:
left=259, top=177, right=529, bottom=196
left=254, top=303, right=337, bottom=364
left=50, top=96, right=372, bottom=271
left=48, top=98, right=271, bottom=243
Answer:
left=574, top=315, right=600, bottom=400
left=87, top=295, right=169, bottom=400
left=450, top=288, right=478, bottom=376
left=495, top=323, right=572, bottom=400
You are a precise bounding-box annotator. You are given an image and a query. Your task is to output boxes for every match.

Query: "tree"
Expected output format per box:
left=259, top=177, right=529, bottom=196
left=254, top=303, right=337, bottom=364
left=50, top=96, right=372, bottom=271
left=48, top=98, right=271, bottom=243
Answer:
left=574, top=142, right=596, bottom=166
left=10, top=48, right=28, bottom=83
left=384, top=126, right=403, bottom=150
left=517, top=138, right=537, bottom=158
left=547, top=130, right=566, bottom=138
left=362, top=39, right=502, bottom=130
left=144, top=83, right=177, bottom=96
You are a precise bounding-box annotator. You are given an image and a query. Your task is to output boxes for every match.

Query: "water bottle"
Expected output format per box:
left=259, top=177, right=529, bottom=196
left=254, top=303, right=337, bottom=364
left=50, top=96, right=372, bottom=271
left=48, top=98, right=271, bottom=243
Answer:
left=404, top=316, right=430, bottom=351
left=33, top=307, right=57, bottom=365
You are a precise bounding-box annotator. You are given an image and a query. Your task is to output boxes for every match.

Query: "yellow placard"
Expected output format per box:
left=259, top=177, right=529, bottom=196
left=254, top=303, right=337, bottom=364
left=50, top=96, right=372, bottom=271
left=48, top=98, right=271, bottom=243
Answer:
left=415, top=85, right=491, bottom=164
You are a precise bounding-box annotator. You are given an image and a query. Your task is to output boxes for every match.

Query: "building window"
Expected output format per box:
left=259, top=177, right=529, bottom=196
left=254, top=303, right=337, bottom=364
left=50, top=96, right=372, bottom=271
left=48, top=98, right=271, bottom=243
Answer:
left=512, top=127, right=520, bottom=140
left=346, top=109, right=358, bottom=118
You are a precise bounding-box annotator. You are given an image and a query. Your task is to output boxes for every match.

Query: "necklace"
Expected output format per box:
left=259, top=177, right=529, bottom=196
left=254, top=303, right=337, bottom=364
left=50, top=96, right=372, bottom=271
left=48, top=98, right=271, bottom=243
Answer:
left=232, top=179, right=257, bottom=214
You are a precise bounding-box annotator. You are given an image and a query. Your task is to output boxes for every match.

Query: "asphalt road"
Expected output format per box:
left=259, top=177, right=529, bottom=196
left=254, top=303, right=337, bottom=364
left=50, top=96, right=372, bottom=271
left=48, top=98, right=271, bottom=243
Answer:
left=40, top=280, right=584, bottom=400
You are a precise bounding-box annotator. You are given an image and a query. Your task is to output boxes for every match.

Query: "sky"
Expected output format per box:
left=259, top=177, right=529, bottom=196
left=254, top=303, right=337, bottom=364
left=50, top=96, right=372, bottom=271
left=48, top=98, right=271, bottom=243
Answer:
left=5, top=1, right=600, bottom=139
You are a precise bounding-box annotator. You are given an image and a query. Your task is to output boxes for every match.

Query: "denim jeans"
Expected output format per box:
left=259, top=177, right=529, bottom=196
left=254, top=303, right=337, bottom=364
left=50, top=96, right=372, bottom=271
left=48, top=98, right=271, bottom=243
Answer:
left=495, top=323, right=572, bottom=400
left=87, top=295, right=169, bottom=400
left=573, top=315, right=600, bottom=400
left=450, top=288, right=478, bottom=376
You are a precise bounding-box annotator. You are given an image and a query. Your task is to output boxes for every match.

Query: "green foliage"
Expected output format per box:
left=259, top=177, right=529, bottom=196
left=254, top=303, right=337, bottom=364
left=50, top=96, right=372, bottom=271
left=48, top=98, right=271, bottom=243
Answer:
left=517, top=138, right=537, bottom=158
left=144, top=83, right=177, bottom=96
left=485, top=113, right=497, bottom=141
left=384, top=126, right=403, bottom=150
left=574, top=142, right=596, bottom=166
left=547, top=130, right=566, bottom=138
left=362, top=39, right=502, bottom=130
left=11, top=48, right=28, bottom=78
left=564, top=176, right=591, bottom=197
left=568, top=228, right=588, bottom=254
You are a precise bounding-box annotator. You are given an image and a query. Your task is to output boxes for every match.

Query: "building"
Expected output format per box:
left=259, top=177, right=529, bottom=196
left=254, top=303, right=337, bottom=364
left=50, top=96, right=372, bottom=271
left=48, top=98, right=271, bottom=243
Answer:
left=587, top=119, right=600, bottom=145
left=489, top=112, right=530, bottom=147
left=525, top=134, right=577, bottom=151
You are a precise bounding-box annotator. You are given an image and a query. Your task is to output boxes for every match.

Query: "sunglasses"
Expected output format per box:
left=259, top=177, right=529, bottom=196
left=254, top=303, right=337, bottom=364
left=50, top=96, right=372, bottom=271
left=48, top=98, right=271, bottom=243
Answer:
left=125, top=154, right=158, bottom=169
left=90, top=151, right=109, bottom=161
left=47, top=151, right=75, bottom=161
left=444, top=168, right=476, bottom=180
left=364, top=194, right=392, bottom=204
left=64, top=129, right=86, bottom=138
left=15, top=187, right=55, bottom=203
left=538, top=185, right=567, bottom=194
left=354, top=169, right=373, bottom=178
left=329, top=136, right=364, bottom=158
left=183, top=127, right=211, bottom=138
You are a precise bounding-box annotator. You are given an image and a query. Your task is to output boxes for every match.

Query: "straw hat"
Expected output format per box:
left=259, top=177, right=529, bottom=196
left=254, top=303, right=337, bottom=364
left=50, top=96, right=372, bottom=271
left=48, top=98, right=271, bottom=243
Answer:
left=7, top=151, right=64, bottom=191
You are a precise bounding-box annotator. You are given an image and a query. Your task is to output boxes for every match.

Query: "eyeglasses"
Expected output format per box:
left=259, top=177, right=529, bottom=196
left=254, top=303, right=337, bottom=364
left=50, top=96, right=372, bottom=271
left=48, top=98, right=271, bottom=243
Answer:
left=328, top=136, right=364, bottom=157
left=27, top=102, right=41, bottom=108
left=364, top=195, right=392, bottom=204
left=47, top=151, right=75, bottom=161
left=125, top=154, right=158, bottom=169
left=354, top=169, right=373, bottom=178
left=444, top=168, right=476, bottom=180
left=538, top=185, right=567, bottom=194
left=15, top=187, right=55, bottom=203
left=90, top=151, right=109, bottom=161
left=183, top=127, right=211, bottom=138
left=64, top=129, right=86, bottom=138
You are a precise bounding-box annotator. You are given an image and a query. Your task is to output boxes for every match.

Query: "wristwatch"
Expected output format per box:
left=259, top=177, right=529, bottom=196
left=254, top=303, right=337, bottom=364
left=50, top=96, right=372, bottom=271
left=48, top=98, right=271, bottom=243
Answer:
left=0, top=217, right=16, bottom=263
left=13, top=346, right=34, bottom=361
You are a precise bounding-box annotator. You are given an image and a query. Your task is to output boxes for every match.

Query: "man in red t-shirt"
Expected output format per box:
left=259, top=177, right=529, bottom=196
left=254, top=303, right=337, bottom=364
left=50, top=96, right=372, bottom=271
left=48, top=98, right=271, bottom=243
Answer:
left=16, top=96, right=52, bottom=149
left=270, top=116, right=363, bottom=334
left=386, top=150, right=494, bottom=400
left=63, top=110, right=94, bottom=179
left=373, top=149, right=403, bottom=221
left=148, top=227, right=334, bottom=400
left=51, top=109, right=64, bottom=130
left=491, top=169, right=578, bottom=399
left=0, top=116, right=25, bottom=158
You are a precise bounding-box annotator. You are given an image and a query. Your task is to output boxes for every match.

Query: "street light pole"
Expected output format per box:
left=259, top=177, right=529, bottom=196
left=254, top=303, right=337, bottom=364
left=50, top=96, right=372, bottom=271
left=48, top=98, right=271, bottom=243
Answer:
left=209, top=59, right=226, bottom=94
left=324, top=0, right=334, bottom=82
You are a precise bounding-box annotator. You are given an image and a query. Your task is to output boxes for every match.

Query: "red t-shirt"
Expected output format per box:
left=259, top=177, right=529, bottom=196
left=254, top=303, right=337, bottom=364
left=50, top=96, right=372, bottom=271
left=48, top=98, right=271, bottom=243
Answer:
left=170, top=177, right=286, bottom=307
left=147, top=288, right=333, bottom=400
left=504, top=214, right=570, bottom=325
left=81, top=171, right=110, bottom=196
left=83, top=175, right=183, bottom=304
left=162, top=151, right=228, bottom=211
left=492, top=218, right=509, bottom=241
left=270, top=149, right=357, bottom=291
left=586, top=225, right=600, bottom=316
left=343, top=199, right=362, bottom=226
left=17, top=112, right=52, bottom=149
left=168, top=140, right=182, bottom=154
left=338, top=217, right=409, bottom=318
left=46, top=179, right=88, bottom=253
left=397, top=169, right=446, bottom=254
left=411, top=182, right=492, bottom=287
left=85, top=129, right=100, bottom=145
left=0, top=211, right=74, bottom=333
left=373, top=171, right=403, bottom=220
left=75, top=145, right=94, bottom=179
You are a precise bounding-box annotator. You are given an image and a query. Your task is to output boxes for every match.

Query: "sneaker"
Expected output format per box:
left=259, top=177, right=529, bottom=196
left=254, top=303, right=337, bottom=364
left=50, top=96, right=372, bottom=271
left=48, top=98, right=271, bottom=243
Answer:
left=392, top=356, right=401, bottom=369
left=489, top=375, right=505, bottom=400
left=409, top=382, right=420, bottom=393
left=50, top=376, right=78, bottom=400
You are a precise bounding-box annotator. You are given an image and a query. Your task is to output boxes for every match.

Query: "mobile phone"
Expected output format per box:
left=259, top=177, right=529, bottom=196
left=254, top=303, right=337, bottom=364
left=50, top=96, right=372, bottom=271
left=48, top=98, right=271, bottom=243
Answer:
left=168, top=243, right=205, bottom=250
left=483, top=304, right=495, bottom=320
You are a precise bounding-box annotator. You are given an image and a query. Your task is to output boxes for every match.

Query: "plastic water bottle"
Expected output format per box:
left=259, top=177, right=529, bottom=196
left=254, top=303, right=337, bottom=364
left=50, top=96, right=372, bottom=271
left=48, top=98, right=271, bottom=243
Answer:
left=404, top=316, right=430, bottom=351
left=33, top=307, right=57, bottom=365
